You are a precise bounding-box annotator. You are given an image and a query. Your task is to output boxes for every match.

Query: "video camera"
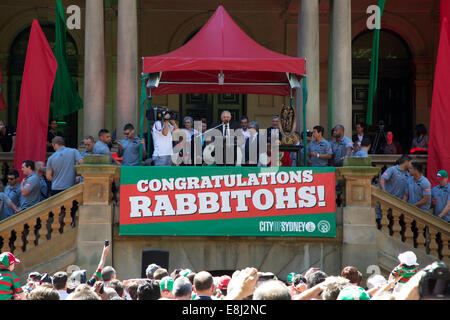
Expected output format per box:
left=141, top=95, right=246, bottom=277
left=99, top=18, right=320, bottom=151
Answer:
left=146, top=106, right=177, bottom=122
left=419, top=262, right=450, bottom=300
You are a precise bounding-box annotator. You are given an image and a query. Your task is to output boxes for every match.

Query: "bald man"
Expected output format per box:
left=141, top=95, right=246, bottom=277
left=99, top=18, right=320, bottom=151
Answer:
left=193, top=271, right=215, bottom=300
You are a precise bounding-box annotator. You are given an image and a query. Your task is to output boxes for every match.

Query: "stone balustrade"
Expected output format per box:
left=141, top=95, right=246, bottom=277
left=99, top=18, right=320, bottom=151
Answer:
left=372, top=186, right=450, bottom=263
left=0, top=183, right=83, bottom=277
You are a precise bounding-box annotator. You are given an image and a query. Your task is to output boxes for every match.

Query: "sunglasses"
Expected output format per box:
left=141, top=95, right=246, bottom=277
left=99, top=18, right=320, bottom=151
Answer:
left=8, top=177, right=16, bottom=181
left=123, top=132, right=131, bottom=136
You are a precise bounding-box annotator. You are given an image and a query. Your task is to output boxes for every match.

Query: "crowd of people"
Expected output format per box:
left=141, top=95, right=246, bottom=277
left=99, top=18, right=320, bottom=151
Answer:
left=0, top=244, right=445, bottom=301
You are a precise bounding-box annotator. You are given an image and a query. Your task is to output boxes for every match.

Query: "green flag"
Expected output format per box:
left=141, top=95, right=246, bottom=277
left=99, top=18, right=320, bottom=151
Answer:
left=366, top=0, right=386, bottom=126
left=53, top=0, right=83, bottom=118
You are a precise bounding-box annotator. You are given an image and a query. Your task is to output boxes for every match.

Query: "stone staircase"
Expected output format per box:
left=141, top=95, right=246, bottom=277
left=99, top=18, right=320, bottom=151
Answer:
left=0, top=184, right=83, bottom=283
left=372, top=186, right=450, bottom=274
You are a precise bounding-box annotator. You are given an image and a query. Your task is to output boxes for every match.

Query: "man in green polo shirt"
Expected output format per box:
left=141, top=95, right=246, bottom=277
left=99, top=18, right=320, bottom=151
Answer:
left=0, top=252, right=25, bottom=300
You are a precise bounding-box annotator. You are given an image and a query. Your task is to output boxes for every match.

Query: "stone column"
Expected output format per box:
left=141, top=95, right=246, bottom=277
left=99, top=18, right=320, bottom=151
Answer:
left=329, top=0, right=352, bottom=137
left=117, top=0, right=138, bottom=137
left=297, top=0, right=320, bottom=130
left=339, top=159, right=380, bottom=280
left=75, top=157, right=119, bottom=272
left=84, top=0, right=105, bottom=138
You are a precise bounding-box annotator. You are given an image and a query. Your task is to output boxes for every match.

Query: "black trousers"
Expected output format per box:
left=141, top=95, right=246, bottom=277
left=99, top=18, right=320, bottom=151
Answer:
left=50, top=189, right=65, bottom=197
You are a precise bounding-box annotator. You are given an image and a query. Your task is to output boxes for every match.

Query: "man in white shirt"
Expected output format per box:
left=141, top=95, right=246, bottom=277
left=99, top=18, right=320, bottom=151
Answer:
left=152, top=111, right=179, bottom=166
left=53, top=271, right=69, bottom=300
left=238, top=116, right=251, bottom=140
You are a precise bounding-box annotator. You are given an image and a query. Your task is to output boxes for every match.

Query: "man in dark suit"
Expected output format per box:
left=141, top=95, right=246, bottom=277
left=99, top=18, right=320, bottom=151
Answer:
left=211, top=110, right=239, bottom=137
left=193, top=271, right=215, bottom=300
left=244, top=121, right=261, bottom=166
left=266, top=115, right=282, bottom=141
left=211, top=110, right=239, bottom=165
left=352, top=122, right=372, bottom=150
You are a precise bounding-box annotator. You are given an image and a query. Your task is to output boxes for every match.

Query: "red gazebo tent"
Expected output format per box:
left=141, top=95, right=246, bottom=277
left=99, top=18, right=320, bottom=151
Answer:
left=140, top=5, right=308, bottom=164
left=142, top=5, right=306, bottom=96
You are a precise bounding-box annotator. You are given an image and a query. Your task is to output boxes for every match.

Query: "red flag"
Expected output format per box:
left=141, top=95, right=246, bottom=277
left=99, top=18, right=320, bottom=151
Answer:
left=0, top=65, right=6, bottom=111
left=427, top=17, right=450, bottom=187
left=14, top=20, right=57, bottom=177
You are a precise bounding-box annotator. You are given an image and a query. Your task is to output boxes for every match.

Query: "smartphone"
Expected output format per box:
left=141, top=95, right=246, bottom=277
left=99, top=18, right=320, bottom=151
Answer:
left=105, top=240, right=109, bottom=247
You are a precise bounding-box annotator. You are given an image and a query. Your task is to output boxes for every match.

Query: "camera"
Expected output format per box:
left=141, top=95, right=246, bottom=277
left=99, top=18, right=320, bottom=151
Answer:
left=146, top=106, right=177, bottom=121
left=419, top=262, right=450, bottom=300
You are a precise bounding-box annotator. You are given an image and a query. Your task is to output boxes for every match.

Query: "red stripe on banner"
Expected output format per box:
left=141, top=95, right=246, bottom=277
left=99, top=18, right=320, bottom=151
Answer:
left=120, top=172, right=335, bottom=226
left=13, top=20, right=57, bottom=178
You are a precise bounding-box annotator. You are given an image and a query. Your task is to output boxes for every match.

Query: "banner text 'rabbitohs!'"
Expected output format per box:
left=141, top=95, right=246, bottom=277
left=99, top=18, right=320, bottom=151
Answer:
left=119, top=167, right=336, bottom=237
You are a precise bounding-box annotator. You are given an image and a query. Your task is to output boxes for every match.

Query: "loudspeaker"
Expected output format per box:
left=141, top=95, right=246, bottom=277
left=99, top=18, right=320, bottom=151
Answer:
left=141, top=249, right=169, bottom=278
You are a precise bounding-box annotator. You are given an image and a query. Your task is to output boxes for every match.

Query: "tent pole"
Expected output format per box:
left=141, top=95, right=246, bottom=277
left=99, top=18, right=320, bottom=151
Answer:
left=146, top=90, right=152, bottom=161
left=139, top=73, right=149, bottom=164
left=302, top=77, right=308, bottom=167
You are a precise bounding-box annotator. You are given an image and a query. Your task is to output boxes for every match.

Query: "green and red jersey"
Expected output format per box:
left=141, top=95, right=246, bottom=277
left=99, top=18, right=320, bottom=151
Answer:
left=391, top=265, right=419, bottom=284
left=0, top=269, right=23, bottom=300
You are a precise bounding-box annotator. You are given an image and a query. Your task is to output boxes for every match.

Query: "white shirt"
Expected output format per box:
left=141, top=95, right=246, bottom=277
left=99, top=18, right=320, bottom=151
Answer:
left=182, top=128, right=198, bottom=142
left=222, top=123, right=230, bottom=137
left=58, top=289, right=69, bottom=300
left=152, top=121, right=174, bottom=157
left=239, top=128, right=251, bottom=139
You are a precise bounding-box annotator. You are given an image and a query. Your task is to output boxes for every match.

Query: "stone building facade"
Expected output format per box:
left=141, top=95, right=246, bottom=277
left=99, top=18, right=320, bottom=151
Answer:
left=0, top=0, right=440, bottom=151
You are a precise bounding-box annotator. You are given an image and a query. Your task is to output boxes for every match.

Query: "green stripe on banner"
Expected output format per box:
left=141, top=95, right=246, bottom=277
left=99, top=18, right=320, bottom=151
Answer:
left=119, top=213, right=336, bottom=237
left=120, top=166, right=335, bottom=186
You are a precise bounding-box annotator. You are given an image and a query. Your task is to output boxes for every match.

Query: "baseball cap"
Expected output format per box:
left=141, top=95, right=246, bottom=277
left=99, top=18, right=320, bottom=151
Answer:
left=0, top=252, right=21, bottom=268
left=180, top=269, right=192, bottom=277
left=217, top=275, right=231, bottom=290
left=146, top=263, right=160, bottom=278
left=40, top=273, right=53, bottom=284
left=28, top=271, right=42, bottom=281
left=286, top=272, right=298, bottom=285
left=337, top=286, right=370, bottom=300
left=68, top=269, right=87, bottom=289
left=437, top=170, right=448, bottom=180
left=160, top=276, right=174, bottom=294
left=398, top=251, right=419, bottom=266
left=366, top=274, right=387, bottom=290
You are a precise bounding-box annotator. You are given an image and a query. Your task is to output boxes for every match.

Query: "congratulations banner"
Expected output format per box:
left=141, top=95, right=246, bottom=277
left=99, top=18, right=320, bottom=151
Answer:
left=119, top=167, right=336, bottom=237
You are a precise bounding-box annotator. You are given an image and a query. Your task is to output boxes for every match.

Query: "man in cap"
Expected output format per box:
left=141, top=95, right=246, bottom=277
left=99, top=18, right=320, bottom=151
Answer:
left=217, top=275, right=231, bottom=297
left=336, top=285, right=370, bottom=300
left=145, top=263, right=161, bottom=280
left=159, top=276, right=175, bottom=299
left=0, top=252, right=24, bottom=300
left=53, top=271, right=69, bottom=300
left=431, top=170, right=450, bottom=222
left=389, top=251, right=419, bottom=294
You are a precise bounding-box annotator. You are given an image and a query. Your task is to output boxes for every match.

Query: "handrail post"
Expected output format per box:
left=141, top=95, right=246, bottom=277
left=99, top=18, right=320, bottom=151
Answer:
left=338, top=157, right=380, bottom=280
left=75, top=155, right=120, bottom=273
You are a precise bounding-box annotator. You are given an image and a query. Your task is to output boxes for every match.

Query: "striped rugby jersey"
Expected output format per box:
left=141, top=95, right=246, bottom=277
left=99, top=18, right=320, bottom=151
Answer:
left=0, top=269, right=23, bottom=300
left=391, top=265, right=419, bottom=284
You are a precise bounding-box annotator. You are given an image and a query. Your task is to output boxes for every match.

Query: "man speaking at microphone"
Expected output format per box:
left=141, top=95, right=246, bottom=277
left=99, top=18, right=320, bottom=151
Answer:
left=211, top=110, right=239, bottom=166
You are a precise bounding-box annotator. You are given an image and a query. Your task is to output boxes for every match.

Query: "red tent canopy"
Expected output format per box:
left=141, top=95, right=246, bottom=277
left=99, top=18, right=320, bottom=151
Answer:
left=142, top=5, right=306, bottom=96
